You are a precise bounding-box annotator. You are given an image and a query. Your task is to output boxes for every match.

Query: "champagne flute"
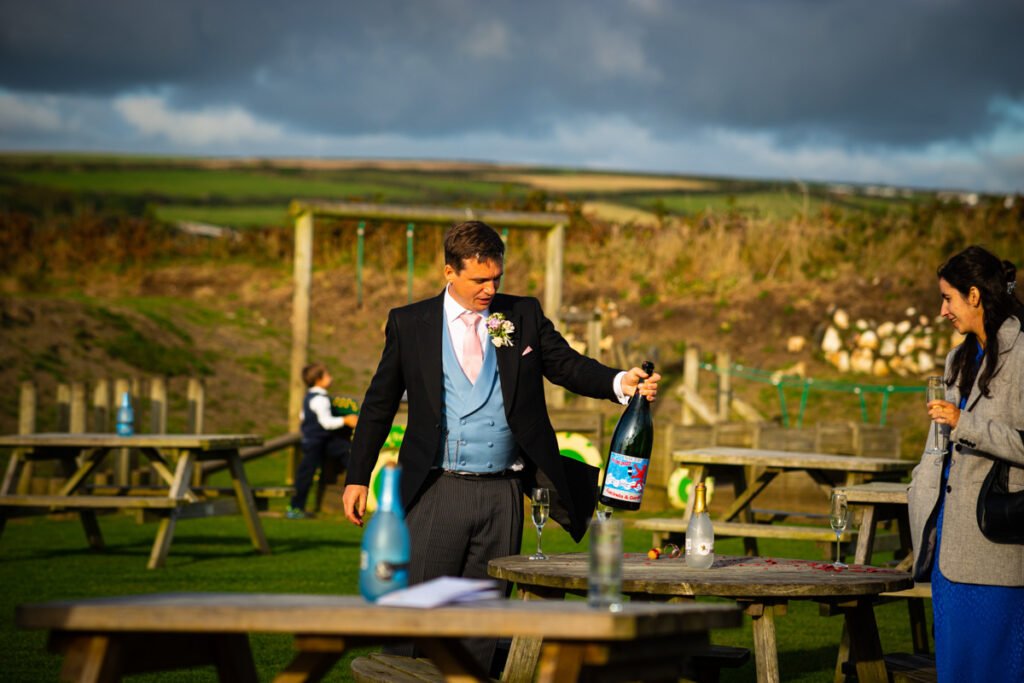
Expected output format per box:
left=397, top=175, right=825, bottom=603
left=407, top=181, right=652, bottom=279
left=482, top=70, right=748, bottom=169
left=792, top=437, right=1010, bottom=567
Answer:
left=926, top=375, right=947, bottom=456
left=830, top=490, right=849, bottom=569
left=529, top=488, right=550, bottom=560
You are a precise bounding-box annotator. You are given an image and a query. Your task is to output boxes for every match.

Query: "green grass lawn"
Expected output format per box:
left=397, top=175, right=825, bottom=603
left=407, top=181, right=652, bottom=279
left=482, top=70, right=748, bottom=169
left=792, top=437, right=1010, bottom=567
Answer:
left=1, top=503, right=929, bottom=682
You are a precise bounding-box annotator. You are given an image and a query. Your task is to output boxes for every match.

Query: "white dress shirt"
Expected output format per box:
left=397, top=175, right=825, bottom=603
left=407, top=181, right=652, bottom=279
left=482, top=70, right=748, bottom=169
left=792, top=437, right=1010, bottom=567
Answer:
left=443, top=285, right=628, bottom=404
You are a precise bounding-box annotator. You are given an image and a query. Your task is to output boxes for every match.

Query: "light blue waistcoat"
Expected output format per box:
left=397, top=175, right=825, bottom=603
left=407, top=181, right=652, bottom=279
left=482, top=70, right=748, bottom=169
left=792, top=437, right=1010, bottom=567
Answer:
left=440, top=318, right=517, bottom=472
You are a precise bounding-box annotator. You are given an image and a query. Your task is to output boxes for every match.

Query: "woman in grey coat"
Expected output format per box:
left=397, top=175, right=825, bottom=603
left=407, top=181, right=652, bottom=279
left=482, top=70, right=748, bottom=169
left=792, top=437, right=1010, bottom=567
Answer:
left=908, top=245, right=1024, bottom=683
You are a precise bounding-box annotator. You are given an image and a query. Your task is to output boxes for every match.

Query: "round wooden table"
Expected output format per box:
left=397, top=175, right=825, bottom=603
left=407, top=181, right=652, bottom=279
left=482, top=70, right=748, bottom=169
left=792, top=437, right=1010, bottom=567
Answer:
left=489, top=553, right=913, bottom=683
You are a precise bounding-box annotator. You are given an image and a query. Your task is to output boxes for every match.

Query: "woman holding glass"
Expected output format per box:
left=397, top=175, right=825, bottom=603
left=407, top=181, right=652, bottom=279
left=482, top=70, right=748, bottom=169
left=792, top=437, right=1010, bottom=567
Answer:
left=908, top=245, right=1024, bottom=683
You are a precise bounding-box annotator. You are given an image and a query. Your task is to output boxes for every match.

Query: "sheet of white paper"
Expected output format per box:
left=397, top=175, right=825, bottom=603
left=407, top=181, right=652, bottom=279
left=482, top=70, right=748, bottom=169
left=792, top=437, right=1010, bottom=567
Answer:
left=376, top=576, right=499, bottom=608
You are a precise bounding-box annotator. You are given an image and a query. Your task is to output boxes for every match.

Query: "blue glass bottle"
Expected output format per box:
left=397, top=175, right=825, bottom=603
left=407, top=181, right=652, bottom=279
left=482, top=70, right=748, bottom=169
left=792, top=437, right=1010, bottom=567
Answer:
left=359, top=464, right=410, bottom=601
left=116, top=391, right=134, bottom=436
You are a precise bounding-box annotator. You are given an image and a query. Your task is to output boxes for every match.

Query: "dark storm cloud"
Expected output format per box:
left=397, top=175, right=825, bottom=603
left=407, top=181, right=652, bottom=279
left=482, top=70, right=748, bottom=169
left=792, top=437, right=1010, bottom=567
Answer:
left=1, top=0, right=1022, bottom=148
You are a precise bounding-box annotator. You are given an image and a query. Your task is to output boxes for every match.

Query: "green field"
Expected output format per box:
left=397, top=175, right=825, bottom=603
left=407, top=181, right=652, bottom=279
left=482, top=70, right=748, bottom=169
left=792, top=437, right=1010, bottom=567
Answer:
left=0, top=154, right=938, bottom=231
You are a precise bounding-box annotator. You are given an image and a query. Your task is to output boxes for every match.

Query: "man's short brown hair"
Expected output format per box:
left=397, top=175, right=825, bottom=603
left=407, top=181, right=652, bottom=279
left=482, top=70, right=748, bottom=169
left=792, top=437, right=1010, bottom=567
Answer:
left=302, top=363, right=327, bottom=388
left=444, top=221, right=505, bottom=272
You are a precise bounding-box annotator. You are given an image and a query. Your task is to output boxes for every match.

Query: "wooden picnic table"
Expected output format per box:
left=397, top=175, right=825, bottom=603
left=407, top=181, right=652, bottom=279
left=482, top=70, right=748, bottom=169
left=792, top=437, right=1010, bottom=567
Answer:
left=490, top=553, right=912, bottom=683
left=16, top=591, right=742, bottom=683
left=0, top=433, right=269, bottom=569
left=640, top=446, right=916, bottom=555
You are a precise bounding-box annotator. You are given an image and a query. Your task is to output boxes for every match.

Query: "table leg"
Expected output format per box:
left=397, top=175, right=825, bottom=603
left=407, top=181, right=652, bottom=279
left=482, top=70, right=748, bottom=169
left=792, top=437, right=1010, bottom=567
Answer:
left=503, top=586, right=566, bottom=683
left=148, top=511, right=179, bottom=569
left=841, top=600, right=887, bottom=683
left=745, top=601, right=783, bottom=683
left=534, top=641, right=585, bottom=683
left=227, top=452, right=271, bottom=555
left=57, top=456, right=105, bottom=550
left=854, top=504, right=878, bottom=565
left=1, top=449, right=26, bottom=495
left=277, top=635, right=346, bottom=683
left=53, top=633, right=122, bottom=683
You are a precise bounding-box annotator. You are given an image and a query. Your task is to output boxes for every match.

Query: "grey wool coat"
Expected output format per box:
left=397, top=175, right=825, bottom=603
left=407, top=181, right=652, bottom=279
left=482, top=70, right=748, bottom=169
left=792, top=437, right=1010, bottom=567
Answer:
left=908, top=315, right=1024, bottom=586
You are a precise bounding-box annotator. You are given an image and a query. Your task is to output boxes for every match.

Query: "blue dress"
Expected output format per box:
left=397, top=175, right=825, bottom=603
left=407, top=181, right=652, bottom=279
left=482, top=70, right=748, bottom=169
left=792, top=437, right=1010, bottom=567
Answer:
left=931, top=349, right=1024, bottom=682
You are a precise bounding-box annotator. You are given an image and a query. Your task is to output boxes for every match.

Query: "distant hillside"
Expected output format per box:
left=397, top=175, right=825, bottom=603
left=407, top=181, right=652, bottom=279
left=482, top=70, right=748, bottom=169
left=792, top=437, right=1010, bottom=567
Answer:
left=1, top=154, right=1021, bottom=456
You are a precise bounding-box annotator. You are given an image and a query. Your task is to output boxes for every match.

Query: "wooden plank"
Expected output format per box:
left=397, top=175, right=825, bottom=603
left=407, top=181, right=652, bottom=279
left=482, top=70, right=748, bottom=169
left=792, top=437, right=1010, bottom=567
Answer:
left=0, top=433, right=263, bottom=450
left=0, top=495, right=179, bottom=509
left=85, top=485, right=295, bottom=499
left=673, top=447, right=913, bottom=473
left=633, top=518, right=853, bottom=543
left=17, top=594, right=742, bottom=641
left=833, top=481, right=908, bottom=505
left=352, top=654, right=448, bottom=683
left=489, top=554, right=911, bottom=600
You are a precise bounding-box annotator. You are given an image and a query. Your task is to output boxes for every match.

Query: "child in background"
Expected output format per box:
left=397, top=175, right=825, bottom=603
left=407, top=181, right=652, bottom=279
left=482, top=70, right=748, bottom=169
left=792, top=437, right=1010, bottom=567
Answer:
left=288, top=363, right=358, bottom=519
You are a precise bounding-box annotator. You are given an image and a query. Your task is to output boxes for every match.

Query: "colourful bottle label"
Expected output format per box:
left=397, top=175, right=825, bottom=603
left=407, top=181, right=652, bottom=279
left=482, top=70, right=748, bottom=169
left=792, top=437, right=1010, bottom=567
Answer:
left=602, top=451, right=650, bottom=504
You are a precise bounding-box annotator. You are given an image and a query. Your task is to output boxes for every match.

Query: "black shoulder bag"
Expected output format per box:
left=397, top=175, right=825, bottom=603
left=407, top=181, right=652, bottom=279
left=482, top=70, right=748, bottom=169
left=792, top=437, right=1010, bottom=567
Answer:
left=977, top=458, right=1024, bottom=544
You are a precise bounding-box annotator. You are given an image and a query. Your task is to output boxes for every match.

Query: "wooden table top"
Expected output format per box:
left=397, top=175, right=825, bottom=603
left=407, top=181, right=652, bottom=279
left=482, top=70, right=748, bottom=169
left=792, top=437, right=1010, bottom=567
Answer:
left=490, top=554, right=913, bottom=600
left=673, top=447, right=914, bottom=473
left=833, top=481, right=909, bottom=505
left=16, top=592, right=741, bottom=640
left=0, top=433, right=263, bottom=450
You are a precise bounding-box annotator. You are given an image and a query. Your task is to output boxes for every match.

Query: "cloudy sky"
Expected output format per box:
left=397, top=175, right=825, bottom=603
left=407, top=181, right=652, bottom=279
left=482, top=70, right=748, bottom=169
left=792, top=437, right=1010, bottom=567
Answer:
left=1, top=0, right=1022, bottom=193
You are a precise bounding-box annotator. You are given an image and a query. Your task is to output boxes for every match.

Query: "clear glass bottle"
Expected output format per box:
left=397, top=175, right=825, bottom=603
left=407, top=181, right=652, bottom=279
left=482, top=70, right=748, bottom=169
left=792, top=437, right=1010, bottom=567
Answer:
left=359, top=464, right=410, bottom=601
left=115, top=391, right=134, bottom=436
left=685, top=482, right=715, bottom=569
left=599, top=361, right=655, bottom=511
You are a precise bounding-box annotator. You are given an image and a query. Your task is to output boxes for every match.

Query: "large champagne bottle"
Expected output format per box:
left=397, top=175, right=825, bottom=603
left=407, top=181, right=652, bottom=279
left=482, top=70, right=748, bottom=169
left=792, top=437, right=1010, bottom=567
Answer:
left=359, top=464, right=410, bottom=601
left=685, top=482, right=715, bottom=569
left=599, top=361, right=654, bottom=512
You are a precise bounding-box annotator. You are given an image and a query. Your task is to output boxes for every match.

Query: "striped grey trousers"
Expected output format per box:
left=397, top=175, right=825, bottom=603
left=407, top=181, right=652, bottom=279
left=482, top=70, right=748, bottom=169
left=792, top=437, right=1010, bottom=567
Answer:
left=387, top=470, right=524, bottom=673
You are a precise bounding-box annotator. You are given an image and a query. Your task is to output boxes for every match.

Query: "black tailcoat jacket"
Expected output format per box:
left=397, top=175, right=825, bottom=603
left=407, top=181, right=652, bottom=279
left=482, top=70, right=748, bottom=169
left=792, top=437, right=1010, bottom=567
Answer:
left=349, top=291, right=621, bottom=542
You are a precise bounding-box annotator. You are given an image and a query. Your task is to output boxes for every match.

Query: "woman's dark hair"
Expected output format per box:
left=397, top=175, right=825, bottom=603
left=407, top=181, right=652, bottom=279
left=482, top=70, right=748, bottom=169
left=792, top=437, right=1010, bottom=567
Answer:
left=444, top=221, right=505, bottom=271
left=938, top=245, right=1022, bottom=398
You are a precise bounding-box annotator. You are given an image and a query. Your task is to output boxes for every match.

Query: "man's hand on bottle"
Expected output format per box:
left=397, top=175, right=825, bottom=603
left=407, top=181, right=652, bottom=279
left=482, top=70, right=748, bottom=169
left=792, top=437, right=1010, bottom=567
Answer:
left=623, top=367, right=660, bottom=401
left=342, top=485, right=369, bottom=526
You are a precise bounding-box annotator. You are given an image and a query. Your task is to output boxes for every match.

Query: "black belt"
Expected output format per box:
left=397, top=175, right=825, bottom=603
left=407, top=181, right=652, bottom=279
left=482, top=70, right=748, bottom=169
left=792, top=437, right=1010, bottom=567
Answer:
left=440, top=469, right=517, bottom=480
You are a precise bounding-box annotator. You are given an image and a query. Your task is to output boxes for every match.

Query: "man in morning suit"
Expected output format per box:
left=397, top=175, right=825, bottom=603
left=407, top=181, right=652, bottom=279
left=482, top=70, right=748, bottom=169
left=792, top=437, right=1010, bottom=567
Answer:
left=343, top=220, right=659, bottom=672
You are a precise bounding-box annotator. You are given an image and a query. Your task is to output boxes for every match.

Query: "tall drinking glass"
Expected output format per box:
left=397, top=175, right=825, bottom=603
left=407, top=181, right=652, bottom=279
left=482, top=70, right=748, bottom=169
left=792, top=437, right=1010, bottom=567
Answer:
left=596, top=486, right=613, bottom=522
left=588, top=517, right=623, bottom=611
left=529, top=488, right=549, bottom=560
left=830, top=490, right=849, bottom=568
left=926, top=376, right=948, bottom=456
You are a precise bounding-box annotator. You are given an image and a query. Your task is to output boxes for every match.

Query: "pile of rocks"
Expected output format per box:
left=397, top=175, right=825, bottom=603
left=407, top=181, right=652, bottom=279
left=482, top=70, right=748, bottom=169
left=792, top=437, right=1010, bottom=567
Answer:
left=794, top=307, right=962, bottom=377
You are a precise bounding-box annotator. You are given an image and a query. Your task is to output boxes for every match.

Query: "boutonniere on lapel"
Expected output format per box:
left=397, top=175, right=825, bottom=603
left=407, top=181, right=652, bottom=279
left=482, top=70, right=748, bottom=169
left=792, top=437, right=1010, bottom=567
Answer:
left=485, top=312, right=515, bottom=348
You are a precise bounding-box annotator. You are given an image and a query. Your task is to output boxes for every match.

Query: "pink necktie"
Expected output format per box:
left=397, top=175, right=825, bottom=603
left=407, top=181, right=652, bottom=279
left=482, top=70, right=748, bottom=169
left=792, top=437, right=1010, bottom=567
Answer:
left=459, top=311, right=483, bottom=383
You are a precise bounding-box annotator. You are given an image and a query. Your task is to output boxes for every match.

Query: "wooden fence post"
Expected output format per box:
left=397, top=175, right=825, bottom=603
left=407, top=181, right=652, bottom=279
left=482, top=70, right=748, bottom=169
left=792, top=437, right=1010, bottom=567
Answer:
left=56, top=383, right=71, bottom=432
left=69, top=382, right=87, bottom=433
left=19, top=381, right=36, bottom=435
left=187, top=378, right=205, bottom=434
left=716, top=351, right=732, bottom=422
left=113, top=378, right=132, bottom=486
left=150, top=377, right=167, bottom=434
left=682, top=346, right=700, bottom=425
left=16, top=381, right=36, bottom=494
left=92, top=379, right=110, bottom=432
